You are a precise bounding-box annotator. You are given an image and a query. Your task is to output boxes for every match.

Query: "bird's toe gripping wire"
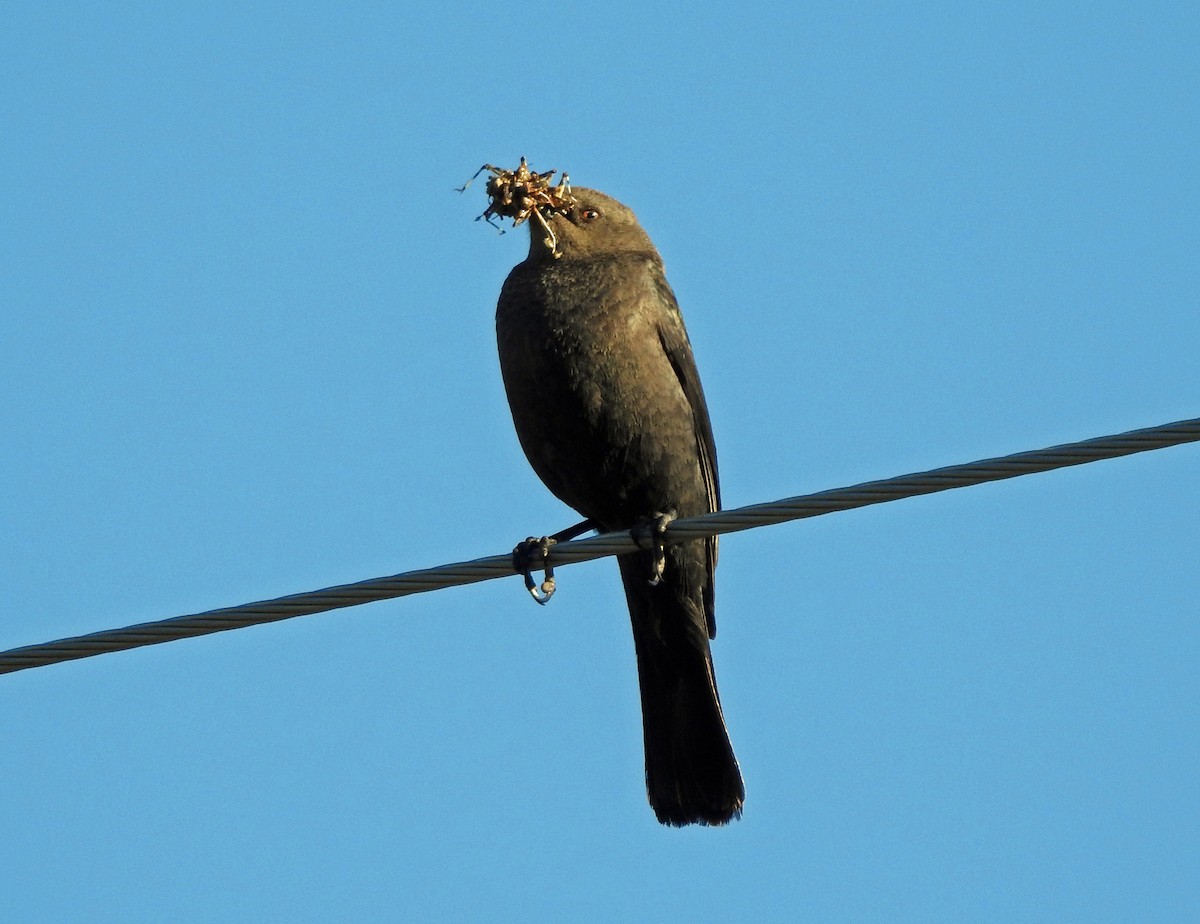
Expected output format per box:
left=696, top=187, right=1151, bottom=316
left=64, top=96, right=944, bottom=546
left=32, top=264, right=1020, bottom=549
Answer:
left=631, top=509, right=677, bottom=586
left=513, top=536, right=557, bottom=604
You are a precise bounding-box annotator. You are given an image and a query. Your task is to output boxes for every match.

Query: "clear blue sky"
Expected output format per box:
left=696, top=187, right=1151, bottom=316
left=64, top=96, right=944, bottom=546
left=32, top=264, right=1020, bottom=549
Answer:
left=3, top=3, right=1197, bottom=921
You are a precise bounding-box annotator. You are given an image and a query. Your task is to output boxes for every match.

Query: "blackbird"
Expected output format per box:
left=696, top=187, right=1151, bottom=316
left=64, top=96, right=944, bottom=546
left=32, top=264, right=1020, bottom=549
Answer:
left=495, top=187, right=744, bottom=826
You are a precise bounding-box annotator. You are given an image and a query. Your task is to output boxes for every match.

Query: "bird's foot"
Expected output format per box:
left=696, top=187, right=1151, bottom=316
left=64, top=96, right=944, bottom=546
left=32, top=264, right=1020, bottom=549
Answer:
left=513, top=536, right=557, bottom=604
left=630, top=509, right=677, bottom=586
left=510, top=519, right=597, bottom=605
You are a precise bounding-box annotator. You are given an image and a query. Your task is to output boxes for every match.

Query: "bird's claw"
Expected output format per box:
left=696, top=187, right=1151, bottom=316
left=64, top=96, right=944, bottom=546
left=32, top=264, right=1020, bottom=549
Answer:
left=513, top=536, right=557, bottom=605
left=630, top=510, right=677, bottom=586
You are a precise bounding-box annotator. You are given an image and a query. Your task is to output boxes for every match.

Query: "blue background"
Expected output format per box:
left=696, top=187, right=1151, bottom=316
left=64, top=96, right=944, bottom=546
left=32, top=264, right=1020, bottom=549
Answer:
left=3, top=3, right=1197, bottom=921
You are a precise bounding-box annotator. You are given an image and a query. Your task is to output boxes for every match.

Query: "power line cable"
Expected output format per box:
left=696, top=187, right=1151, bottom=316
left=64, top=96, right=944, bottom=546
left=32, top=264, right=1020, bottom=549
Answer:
left=2, top=416, right=1197, bottom=676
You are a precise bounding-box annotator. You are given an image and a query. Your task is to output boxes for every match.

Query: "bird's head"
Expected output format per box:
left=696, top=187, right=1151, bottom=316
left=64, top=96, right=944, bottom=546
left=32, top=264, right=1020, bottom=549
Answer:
left=527, top=187, right=657, bottom=261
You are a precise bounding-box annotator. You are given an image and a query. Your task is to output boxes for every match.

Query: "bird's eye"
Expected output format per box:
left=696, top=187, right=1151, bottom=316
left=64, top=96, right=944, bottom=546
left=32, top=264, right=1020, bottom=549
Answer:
left=581, top=208, right=600, bottom=222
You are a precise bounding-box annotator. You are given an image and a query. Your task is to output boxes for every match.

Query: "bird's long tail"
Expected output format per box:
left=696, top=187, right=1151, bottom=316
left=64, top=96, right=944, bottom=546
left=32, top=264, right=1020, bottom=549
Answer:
left=618, top=546, right=744, bottom=826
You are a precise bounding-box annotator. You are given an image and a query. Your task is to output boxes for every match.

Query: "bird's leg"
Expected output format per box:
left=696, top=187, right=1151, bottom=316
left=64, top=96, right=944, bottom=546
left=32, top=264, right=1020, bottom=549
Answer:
left=630, top=509, right=677, bottom=586
left=549, top=518, right=599, bottom=543
left=512, top=518, right=598, bottom=604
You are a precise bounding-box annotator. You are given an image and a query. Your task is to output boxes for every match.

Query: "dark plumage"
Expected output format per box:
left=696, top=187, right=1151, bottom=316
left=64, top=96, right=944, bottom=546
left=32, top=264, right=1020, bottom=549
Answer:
left=495, top=188, right=743, bottom=825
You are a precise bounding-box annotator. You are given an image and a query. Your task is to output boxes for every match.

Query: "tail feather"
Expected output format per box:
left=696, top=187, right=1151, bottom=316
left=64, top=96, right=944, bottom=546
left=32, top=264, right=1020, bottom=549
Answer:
left=618, top=550, right=744, bottom=826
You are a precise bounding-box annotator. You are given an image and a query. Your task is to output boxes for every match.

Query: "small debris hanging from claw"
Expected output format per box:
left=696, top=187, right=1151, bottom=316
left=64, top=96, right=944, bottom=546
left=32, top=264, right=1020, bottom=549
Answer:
left=458, top=157, right=576, bottom=257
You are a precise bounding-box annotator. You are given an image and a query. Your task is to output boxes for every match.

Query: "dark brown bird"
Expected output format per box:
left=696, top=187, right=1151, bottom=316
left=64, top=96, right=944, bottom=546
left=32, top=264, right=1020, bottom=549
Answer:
left=495, top=187, right=744, bottom=825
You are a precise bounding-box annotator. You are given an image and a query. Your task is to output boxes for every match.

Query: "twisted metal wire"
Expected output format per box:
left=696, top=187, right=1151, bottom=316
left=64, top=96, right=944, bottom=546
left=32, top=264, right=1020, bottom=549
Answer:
left=2, top=416, right=1197, bottom=676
